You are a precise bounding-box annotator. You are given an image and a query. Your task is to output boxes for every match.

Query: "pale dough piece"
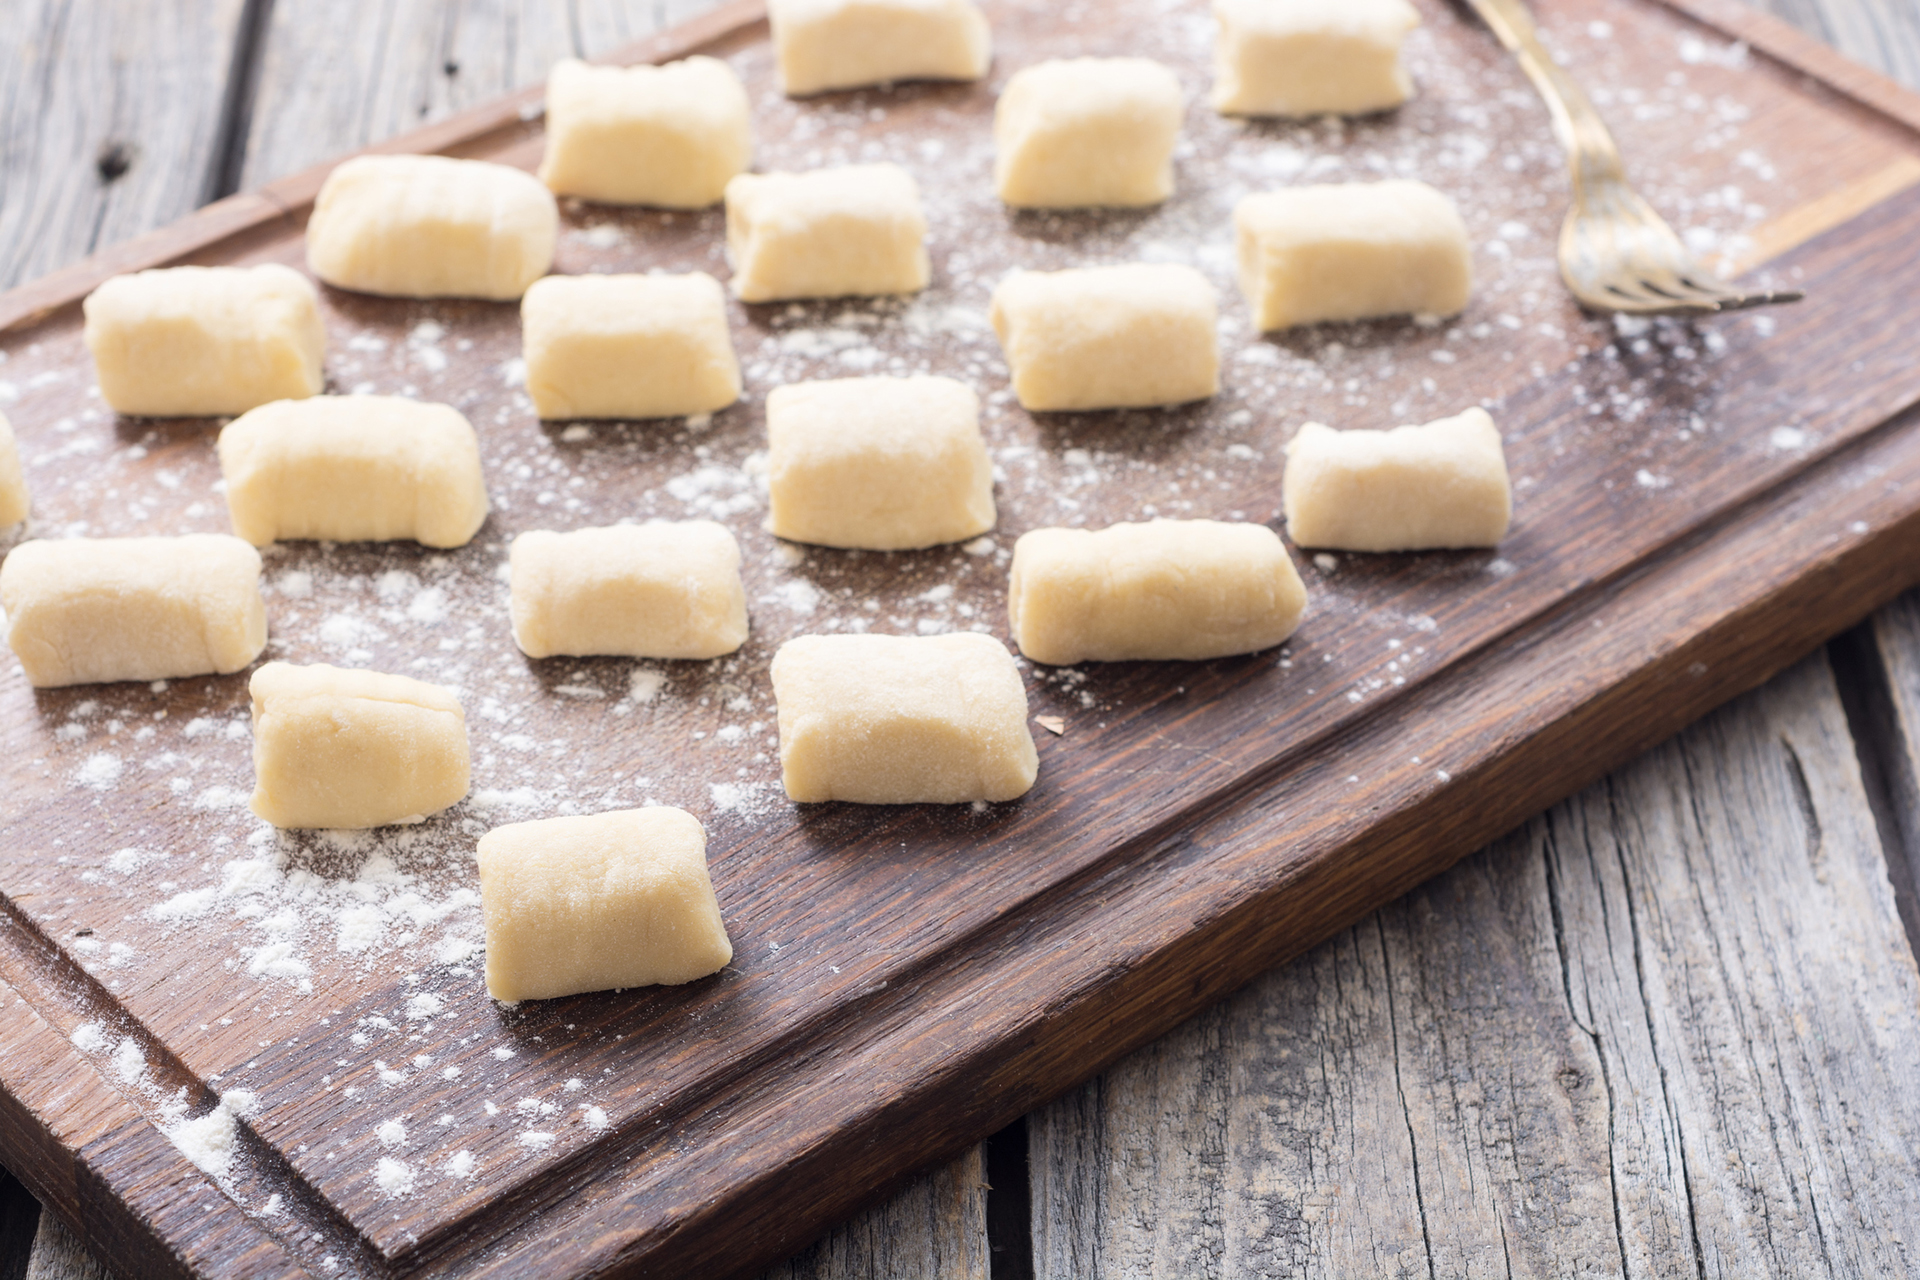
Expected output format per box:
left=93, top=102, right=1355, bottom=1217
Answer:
left=994, top=57, right=1183, bottom=208
left=767, top=375, right=994, bottom=550
left=990, top=264, right=1219, bottom=411
left=772, top=633, right=1038, bottom=804
left=0, top=535, right=266, bottom=688
left=1009, top=519, right=1307, bottom=665
left=521, top=273, right=741, bottom=420
left=1235, top=180, right=1471, bottom=330
left=82, top=265, right=324, bottom=417
left=0, top=411, right=26, bottom=527
left=509, top=521, right=749, bottom=660
left=538, top=56, right=751, bottom=207
left=725, top=164, right=929, bottom=302
left=249, top=662, right=470, bottom=829
left=770, top=0, right=991, bottom=96
left=217, top=396, right=489, bottom=548
left=306, top=154, right=558, bottom=300
left=1212, top=0, right=1420, bottom=117
left=1284, top=408, right=1511, bottom=550
left=477, top=807, right=733, bottom=1002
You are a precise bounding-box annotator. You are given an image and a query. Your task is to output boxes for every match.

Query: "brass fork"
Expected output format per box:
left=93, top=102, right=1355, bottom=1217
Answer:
left=1461, top=0, right=1804, bottom=314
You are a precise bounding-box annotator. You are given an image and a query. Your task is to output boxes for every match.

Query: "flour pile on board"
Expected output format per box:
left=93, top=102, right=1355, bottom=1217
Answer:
left=146, top=824, right=484, bottom=988
left=167, top=1089, right=259, bottom=1181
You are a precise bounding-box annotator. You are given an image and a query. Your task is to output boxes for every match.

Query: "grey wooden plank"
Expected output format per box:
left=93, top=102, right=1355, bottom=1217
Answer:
left=1858, top=593, right=1920, bottom=958
left=757, top=1147, right=991, bottom=1280
left=1030, top=652, right=1920, bottom=1278
left=237, top=0, right=705, bottom=189
left=0, top=0, right=247, bottom=289
left=571, top=0, right=725, bottom=50
left=21, top=1215, right=106, bottom=1280
left=1747, top=0, right=1920, bottom=89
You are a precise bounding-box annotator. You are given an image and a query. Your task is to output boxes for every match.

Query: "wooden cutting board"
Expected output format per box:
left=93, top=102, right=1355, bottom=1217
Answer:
left=5, top=0, right=1920, bottom=1275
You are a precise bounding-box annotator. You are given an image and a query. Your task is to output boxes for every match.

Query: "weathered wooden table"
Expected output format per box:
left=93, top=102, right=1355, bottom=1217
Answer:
left=4, top=0, right=1920, bottom=1276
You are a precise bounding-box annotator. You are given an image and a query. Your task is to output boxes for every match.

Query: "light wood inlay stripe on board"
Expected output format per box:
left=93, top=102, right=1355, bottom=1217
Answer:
left=1723, top=152, right=1920, bottom=273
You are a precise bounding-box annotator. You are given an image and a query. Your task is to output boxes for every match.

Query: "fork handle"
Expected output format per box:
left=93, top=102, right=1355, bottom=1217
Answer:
left=1459, top=0, right=1627, bottom=187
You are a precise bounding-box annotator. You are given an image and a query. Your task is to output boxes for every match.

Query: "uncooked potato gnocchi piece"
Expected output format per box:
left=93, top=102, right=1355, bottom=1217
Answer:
left=82, top=264, right=324, bottom=417
left=477, top=806, right=733, bottom=1002
left=1212, top=0, right=1421, bottom=117
left=1009, top=520, right=1308, bottom=665
left=521, top=272, right=741, bottom=420
left=248, top=662, right=470, bottom=830
left=306, top=154, right=558, bottom=300
left=539, top=56, right=751, bottom=207
left=1235, top=180, right=1471, bottom=330
left=1284, top=408, right=1512, bottom=550
left=725, top=164, right=929, bottom=302
left=0, top=411, right=26, bottom=527
left=509, top=521, right=749, bottom=660
left=0, top=534, right=267, bottom=688
left=767, top=375, right=994, bottom=550
left=772, top=633, right=1039, bottom=804
left=770, top=0, right=991, bottom=95
left=990, top=264, right=1219, bottom=411
left=217, top=395, right=489, bottom=548
left=994, top=57, right=1183, bottom=208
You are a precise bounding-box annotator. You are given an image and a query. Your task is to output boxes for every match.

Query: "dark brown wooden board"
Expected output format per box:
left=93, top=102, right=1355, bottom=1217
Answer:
left=5, top=0, right=1920, bottom=1275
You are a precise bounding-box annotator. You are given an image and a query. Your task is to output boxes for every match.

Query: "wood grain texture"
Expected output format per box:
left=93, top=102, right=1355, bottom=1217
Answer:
left=1859, top=592, right=1920, bottom=955
left=6, top=0, right=1920, bottom=1277
left=1030, top=652, right=1920, bottom=1277
left=23, top=1216, right=108, bottom=1280
left=759, top=1147, right=988, bottom=1280
left=239, top=0, right=720, bottom=189
left=0, top=0, right=247, bottom=291
left=1748, top=0, right=1920, bottom=88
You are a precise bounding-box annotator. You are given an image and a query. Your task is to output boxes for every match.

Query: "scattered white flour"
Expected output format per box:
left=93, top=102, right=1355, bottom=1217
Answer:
left=406, top=993, right=445, bottom=1021
left=629, top=667, right=667, bottom=703
left=336, top=904, right=387, bottom=953
left=766, top=580, right=820, bottom=615
left=446, top=1150, right=477, bottom=1178
left=71, top=1022, right=106, bottom=1053
left=520, top=1132, right=556, bottom=1151
left=581, top=1105, right=609, bottom=1132
left=710, top=782, right=779, bottom=822
left=192, top=785, right=250, bottom=812
left=665, top=464, right=759, bottom=519
left=436, top=936, right=479, bottom=965
left=493, top=1047, right=515, bottom=1061
left=153, top=886, right=217, bottom=921
left=376, top=1118, right=407, bottom=1148
left=407, top=587, right=450, bottom=625
left=374, top=1156, right=415, bottom=1198
left=107, top=847, right=148, bottom=874
left=1770, top=426, right=1808, bottom=451
left=165, top=1089, right=257, bottom=1181
left=469, top=786, right=545, bottom=814
left=247, top=941, right=312, bottom=980
left=111, top=1037, right=146, bottom=1086
left=76, top=753, right=123, bottom=789
left=408, top=321, right=449, bottom=373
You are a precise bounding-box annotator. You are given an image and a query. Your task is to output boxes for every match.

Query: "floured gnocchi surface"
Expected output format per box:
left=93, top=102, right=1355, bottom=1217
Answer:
left=306, top=155, right=559, bottom=300
left=477, top=807, right=733, bottom=1002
